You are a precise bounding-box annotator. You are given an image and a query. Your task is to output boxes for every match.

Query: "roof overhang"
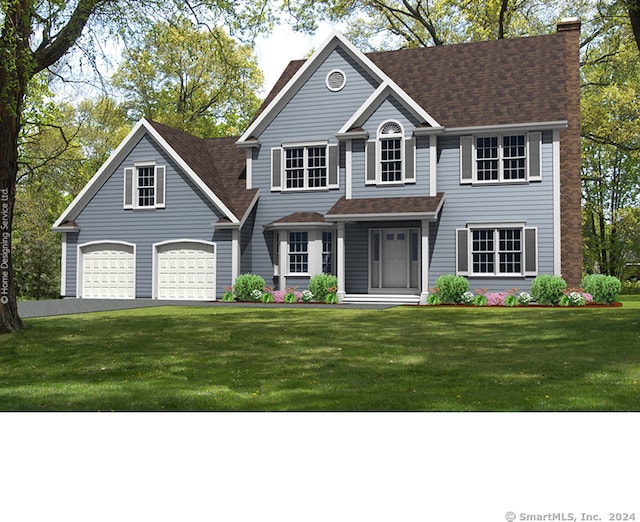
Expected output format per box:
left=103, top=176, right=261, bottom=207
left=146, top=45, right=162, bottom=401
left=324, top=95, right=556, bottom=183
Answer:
left=326, top=194, right=445, bottom=222
left=52, top=118, right=240, bottom=231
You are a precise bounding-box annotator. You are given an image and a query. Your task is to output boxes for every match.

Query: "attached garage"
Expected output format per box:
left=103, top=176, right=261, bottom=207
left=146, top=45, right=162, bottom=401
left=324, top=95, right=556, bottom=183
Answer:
left=155, top=240, right=216, bottom=300
left=80, top=242, right=136, bottom=299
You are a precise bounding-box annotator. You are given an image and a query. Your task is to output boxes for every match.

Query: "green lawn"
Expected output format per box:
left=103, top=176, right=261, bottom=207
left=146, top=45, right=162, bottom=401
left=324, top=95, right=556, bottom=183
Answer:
left=1, top=297, right=639, bottom=411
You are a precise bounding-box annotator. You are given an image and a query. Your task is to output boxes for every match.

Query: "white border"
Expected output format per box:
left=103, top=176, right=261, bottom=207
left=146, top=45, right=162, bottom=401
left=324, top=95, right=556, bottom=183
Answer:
left=325, top=69, right=347, bottom=91
left=152, top=239, right=217, bottom=301
left=77, top=240, right=136, bottom=299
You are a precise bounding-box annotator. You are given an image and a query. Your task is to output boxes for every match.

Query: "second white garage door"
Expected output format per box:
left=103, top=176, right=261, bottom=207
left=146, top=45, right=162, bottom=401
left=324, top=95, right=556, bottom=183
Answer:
left=156, top=241, right=216, bottom=300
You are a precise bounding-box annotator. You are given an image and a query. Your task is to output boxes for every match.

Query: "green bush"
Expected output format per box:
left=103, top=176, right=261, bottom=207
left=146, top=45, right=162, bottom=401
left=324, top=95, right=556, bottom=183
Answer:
left=233, top=274, right=265, bottom=302
left=434, top=275, right=469, bottom=304
left=582, top=274, right=621, bottom=304
left=531, top=275, right=567, bottom=305
left=621, top=280, right=640, bottom=295
left=308, top=274, right=338, bottom=302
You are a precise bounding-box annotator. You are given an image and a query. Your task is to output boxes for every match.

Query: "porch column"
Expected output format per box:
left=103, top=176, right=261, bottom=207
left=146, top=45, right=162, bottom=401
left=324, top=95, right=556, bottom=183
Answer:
left=232, top=228, right=240, bottom=283
left=337, top=222, right=346, bottom=302
left=420, top=219, right=430, bottom=305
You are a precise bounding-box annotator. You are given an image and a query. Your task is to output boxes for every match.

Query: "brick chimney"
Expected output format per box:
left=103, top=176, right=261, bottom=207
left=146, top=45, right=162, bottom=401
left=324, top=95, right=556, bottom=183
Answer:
left=557, top=18, right=582, bottom=287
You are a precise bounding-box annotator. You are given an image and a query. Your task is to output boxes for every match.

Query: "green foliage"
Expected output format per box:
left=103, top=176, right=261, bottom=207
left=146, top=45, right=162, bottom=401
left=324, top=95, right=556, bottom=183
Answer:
left=434, top=274, right=469, bottom=304
left=112, top=17, right=264, bottom=137
left=261, top=291, right=275, bottom=303
left=531, top=275, right=567, bottom=305
left=324, top=293, right=338, bottom=304
left=582, top=274, right=621, bottom=304
left=308, top=274, right=338, bottom=302
left=232, top=274, right=265, bottom=302
left=473, top=294, right=488, bottom=307
left=3, top=298, right=640, bottom=410
left=504, top=295, right=519, bottom=307
left=284, top=291, right=298, bottom=303
left=621, top=280, right=640, bottom=294
left=221, top=292, right=235, bottom=302
left=426, top=293, right=442, bottom=306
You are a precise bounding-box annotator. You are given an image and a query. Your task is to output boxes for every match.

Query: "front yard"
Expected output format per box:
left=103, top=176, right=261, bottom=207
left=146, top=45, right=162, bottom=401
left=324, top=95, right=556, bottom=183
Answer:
left=1, top=296, right=639, bottom=411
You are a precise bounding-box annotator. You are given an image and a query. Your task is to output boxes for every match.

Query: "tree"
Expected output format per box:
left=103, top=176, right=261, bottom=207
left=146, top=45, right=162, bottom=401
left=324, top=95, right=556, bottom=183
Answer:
left=581, top=8, right=640, bottom=278
left=0, top=0, right=273, bottom=333
left=282, top=0, right=584, bottom=49
left=112, top=17, right=263, bottom=137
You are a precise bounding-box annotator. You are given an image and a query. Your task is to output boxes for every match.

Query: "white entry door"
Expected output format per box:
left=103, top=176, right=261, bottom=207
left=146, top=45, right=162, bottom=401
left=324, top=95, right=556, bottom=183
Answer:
left=370, top=228, right=420, bottom=292
left=382, top=230, right=409, bottom=287
left=81, top=242, right=135, bottom=299
left=156, top=241, right=216, bottom=300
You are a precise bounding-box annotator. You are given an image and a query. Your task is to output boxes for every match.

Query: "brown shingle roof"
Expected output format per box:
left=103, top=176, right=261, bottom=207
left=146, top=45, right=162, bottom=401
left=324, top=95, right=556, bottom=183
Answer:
left=258, top=32, right=568, bottom=129
left=148, top=120, right=257, bottom=220
left=271, top=212, right=329, bottom=225
left=327, top=194, right=445, bottom=217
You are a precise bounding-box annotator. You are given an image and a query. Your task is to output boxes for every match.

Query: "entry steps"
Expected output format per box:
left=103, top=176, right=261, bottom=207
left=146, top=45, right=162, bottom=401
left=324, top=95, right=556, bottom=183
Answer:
left=342, top=294, right=421, bottom=305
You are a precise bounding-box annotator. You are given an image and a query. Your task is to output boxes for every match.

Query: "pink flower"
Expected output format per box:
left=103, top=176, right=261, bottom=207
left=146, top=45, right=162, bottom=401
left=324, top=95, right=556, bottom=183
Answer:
left=486, top=292, right=508, bottom=306
left=272, top=290, right=286, bottom=303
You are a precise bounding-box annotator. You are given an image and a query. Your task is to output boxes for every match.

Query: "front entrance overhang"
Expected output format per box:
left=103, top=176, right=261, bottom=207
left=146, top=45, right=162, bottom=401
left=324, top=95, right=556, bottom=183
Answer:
left=326, top=193, right=445, bottom=222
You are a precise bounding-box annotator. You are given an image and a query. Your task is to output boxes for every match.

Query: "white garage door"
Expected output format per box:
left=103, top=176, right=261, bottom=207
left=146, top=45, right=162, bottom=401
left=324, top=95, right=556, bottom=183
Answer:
left=81, top=243, right=135, bottom=299
left=156, top=241, right=216, bottom=300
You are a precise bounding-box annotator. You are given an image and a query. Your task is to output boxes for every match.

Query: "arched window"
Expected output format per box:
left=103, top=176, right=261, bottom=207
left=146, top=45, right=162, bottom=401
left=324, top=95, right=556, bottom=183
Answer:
left=377, top=121, right=404, bottom=183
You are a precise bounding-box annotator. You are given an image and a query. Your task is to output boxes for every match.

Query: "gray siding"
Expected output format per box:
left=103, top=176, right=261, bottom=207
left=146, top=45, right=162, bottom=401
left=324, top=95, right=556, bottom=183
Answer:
left=65, top=134, right=232, bottom=298
left=429, top=131, right=555, bottom=292
left=247, top=47, right=381, bottom=286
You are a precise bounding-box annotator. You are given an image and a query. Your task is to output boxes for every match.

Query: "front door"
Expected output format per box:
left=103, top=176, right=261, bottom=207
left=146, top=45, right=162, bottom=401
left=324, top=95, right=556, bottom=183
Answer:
left=370, top=228, right=419, bottom=293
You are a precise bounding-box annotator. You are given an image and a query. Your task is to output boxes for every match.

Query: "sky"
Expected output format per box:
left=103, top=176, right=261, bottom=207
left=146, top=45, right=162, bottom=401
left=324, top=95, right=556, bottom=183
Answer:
left=254, top=22, right=342, bottom=96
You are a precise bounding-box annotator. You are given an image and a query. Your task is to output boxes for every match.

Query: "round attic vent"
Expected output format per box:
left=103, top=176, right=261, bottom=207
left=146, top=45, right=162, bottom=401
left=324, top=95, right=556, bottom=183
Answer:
left=326, top=69, right=346, bottom=91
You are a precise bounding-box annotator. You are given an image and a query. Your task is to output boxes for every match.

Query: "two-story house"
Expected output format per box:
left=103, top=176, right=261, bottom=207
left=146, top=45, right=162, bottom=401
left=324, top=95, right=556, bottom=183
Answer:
left=53, top=19, right=582, bottom=304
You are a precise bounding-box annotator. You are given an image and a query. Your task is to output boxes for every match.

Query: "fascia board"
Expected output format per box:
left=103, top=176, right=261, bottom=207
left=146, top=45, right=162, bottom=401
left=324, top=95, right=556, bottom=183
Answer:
left=328, top=211, right=440, bottom=222
left=52, top=119, right=148, bottom=228
left=143, top=121, right=239, bottom=224
left=338, top=82, right=441, bottom=135
left=238, top=31, right=397, bottom=144
left=53, top=118, right=240, bottom=228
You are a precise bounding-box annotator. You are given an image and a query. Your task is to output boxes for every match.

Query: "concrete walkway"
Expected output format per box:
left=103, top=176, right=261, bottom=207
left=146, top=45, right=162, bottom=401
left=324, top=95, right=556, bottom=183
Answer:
left=18, top=298, right=393, bottom=318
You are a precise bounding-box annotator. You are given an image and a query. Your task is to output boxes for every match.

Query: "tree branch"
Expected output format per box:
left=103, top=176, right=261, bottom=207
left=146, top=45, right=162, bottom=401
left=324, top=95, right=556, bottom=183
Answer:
left=32, top=0, right=108, bottom=74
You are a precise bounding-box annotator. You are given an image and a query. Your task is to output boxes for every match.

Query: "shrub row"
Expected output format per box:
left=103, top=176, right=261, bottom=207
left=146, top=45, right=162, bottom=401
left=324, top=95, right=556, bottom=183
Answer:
left=225, top=273, right=338, bottom=304
left=428, top=274, right=621, bottom=306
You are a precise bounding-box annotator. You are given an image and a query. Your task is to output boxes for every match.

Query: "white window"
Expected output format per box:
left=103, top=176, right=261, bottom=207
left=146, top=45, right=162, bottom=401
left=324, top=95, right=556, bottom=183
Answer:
left=124, top=164, right=166, bottom=209
left=366, top=121, right=415, bottom=186
left=460, top=132, right=541, bottom=184
left=288, top=232, right=309, bottom=273
left=456, top=224, right=538, bottom=277
left=322, top=231, right=334, bottom=274
left=271, top=144, right=339, bottom=191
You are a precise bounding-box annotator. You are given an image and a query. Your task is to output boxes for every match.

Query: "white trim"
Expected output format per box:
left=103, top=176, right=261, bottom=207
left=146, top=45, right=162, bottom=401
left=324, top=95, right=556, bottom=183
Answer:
left=553, top=129, right=562, bottom=276
left=152, top=239, right=217, bottom=301
left=440, top=121, right=568, bottom=135
left=246, top=148, right=253, bottom=190
left=464, top=223, right=530, bottom=278
left=325, top=69, right=347, bottom=92
left=53, top=118, right=239, bottom=229
left=280, top=142, right=331, bottom=192
left=336, top=222, right=346, bottom=302
left=339, top=83, right=441, bottom=136
left=345, top=140, right=352, bottom=200
left=232, top=229, right=240, bottom=284
left=376, top=120, right=404, bottom=185
left=60, top=233, right=67, bottom=297
left=238, top=31, right=441, bottom=145
left=420, top=220, right=430, bottom=305
left=77, top=240, right=136, bottom=299
left=467, top=133, right=537, bottom=185
left=429, top=135, right=438, bottom=197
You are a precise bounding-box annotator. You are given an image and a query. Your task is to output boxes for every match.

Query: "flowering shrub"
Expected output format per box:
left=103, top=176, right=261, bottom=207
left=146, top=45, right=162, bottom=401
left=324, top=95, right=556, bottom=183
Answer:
left=460, top=291, right=475, bottom=305
left=486, top=292, right=508, bottom=306
left=250, top=289, right=263, bottom=302
left=559, top=291, right=587, bottom=307
left=517, top=292, right=532, bottom=306
left=301, top=290, right=314, bottom=303
left=233, top=274, right=265, bottom=301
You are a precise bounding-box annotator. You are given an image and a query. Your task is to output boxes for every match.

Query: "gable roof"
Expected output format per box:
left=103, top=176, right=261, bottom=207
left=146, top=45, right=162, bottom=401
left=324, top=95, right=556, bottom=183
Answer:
left=53, top=119, right=256, bottom=230
left=255, top=31, right=570, bottom=132
left=237, top=31, right=441, bottom=144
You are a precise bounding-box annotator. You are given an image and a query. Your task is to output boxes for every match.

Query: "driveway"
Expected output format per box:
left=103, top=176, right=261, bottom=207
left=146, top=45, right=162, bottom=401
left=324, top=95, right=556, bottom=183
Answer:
left=18, top=298, right=392, bottom=318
